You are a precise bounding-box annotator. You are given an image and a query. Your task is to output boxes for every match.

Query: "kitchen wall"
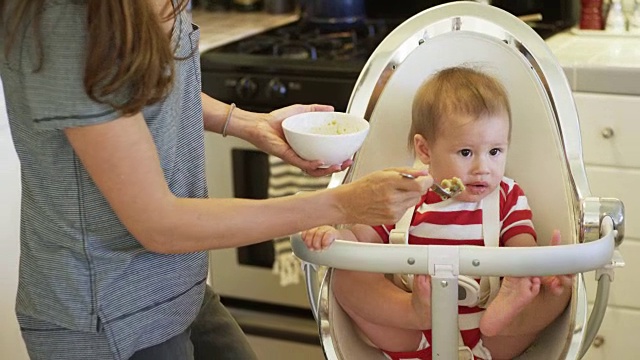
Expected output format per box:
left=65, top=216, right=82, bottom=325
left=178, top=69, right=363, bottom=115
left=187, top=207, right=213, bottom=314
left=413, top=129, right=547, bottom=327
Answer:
left=0, top=78, right=29, bottom=359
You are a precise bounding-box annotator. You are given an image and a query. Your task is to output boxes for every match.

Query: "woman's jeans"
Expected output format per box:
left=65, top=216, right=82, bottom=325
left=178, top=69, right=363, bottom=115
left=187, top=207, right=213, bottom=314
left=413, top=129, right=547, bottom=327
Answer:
left=20, top=285, right=258, bottom=360
left=131, top=285, right=258, bottom=360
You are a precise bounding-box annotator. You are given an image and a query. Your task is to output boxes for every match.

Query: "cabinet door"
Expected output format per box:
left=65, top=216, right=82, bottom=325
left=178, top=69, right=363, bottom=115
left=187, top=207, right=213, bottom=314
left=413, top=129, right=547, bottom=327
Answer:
left=581, top=307, right=640, bottom=360
left=575, top=92, right=640, bottom=168
left=584, top=240, right=640, bottom=308
left=585, top=166, right=640, bottom=240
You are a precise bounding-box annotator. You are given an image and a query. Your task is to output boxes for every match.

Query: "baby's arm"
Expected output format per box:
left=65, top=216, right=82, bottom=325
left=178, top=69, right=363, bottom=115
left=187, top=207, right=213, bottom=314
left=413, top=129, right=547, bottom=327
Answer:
left=301, top=225, right=357, bottom=251
left=301, top=221, right=385, bottom=250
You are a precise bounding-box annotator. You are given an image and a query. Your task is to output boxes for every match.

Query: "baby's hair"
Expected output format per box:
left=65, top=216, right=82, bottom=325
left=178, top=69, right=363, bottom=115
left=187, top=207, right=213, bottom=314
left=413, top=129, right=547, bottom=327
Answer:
left=409, top=66, right=512, bottom=147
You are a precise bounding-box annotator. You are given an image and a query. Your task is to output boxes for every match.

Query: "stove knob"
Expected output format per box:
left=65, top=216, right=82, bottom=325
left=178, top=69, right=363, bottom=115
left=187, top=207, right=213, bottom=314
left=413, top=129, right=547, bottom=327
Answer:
left=235, top=77, right=258, bottom=99
left=267, top=78, right=287, bottom=98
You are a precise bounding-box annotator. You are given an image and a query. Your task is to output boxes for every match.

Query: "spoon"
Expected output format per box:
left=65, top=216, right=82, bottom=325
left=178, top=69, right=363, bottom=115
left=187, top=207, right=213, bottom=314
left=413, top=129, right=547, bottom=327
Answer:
left=399, top=172, right=464, bottom=200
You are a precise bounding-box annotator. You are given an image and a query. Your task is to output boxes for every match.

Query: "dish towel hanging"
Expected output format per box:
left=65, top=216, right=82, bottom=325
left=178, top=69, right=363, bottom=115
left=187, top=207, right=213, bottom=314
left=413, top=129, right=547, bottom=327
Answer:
left=269, top=155, right=331, bottom=286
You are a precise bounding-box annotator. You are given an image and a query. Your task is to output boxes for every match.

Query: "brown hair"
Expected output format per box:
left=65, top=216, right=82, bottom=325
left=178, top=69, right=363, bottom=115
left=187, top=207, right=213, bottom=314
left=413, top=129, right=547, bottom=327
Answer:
left=409, top=66, right=512, bottom=146
left=1, top=0, right=191, bottom=116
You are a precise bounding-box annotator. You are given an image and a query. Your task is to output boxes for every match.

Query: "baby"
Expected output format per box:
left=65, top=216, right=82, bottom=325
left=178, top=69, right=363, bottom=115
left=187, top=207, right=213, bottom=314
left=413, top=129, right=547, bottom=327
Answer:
left=302, top=67, right=572, bottom=360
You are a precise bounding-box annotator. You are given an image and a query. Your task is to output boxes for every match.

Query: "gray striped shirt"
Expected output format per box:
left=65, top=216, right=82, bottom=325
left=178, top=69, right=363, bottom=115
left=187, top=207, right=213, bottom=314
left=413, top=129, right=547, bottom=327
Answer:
left=0, top=1, right=208, bottom=358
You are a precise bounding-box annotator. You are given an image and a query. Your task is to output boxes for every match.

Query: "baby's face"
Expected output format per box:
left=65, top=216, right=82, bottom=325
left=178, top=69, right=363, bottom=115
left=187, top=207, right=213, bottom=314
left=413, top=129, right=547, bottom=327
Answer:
left=415, top=113, right=510, bottom=203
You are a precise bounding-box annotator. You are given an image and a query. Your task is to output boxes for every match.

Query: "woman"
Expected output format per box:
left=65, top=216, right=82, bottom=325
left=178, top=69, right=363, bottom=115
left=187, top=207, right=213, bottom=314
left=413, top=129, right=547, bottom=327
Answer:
left=0, top=1, right=431, bottom=359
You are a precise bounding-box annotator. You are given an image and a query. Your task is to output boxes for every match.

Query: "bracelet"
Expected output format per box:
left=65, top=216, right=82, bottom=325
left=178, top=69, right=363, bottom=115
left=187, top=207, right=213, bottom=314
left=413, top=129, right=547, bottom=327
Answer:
left=222, top=103, right=236, bottom=137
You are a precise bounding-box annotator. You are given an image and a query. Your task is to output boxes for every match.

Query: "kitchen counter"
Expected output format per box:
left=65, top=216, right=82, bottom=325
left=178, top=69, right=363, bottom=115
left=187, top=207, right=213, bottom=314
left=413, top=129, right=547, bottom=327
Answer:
left=546, top=29, right=640, bottom=95
left=191, top=9, right=299, bottom=53
left=191, top=7, right=640, bottom=96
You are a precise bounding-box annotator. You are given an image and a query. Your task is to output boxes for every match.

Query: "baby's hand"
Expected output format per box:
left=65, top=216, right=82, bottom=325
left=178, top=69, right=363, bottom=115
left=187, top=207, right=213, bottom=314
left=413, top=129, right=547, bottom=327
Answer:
left=542, top=229, right=574, bottom=296
left=301, top=225, right=340, bottom=251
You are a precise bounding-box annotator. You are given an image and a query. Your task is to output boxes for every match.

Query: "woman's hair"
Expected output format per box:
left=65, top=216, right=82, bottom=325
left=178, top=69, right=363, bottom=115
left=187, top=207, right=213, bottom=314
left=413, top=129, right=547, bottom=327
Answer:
left=410, top=66, right=512, bottom=146
left=1, top=0, right=191, bottom=116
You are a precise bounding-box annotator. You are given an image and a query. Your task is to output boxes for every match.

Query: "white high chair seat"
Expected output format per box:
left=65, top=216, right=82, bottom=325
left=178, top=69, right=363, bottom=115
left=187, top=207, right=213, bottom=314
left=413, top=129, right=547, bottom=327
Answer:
left=291, top=2, right=625, bottom=359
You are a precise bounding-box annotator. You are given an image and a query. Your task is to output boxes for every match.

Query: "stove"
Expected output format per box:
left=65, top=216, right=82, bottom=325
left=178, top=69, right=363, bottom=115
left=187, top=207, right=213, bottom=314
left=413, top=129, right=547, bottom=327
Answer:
left=200, top=19, right=401, bottom=113
left=200, top=17, right=565, bottom=113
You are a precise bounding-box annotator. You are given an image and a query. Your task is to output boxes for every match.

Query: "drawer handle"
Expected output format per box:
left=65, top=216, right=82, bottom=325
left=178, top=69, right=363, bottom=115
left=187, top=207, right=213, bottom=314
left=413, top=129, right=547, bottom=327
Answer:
left=593, top=335, right=605, bottom=348
left=601, top=127, right=615, bottom=139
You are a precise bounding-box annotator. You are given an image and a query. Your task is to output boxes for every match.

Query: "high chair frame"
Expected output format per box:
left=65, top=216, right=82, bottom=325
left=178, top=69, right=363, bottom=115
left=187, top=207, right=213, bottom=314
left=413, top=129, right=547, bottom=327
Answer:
left=292, top=2, right=625, bottom=359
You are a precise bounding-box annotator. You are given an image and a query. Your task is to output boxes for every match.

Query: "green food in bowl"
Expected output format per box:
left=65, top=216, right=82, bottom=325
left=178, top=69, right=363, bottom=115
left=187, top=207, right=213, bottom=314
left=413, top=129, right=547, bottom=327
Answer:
left=311, top=119, right=353, bottom=135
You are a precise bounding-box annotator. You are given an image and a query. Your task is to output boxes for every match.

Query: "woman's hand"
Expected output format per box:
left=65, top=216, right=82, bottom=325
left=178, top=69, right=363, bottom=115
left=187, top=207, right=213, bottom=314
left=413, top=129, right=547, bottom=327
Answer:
left=250, top=104, right=352, bottom=177
left=333, top=167, right=432, bottom=225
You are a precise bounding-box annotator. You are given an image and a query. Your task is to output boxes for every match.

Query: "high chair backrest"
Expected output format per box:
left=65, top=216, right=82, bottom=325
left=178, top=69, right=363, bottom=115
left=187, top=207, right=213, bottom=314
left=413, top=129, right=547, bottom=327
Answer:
left=324, top=2, right=592, bottom=359
left=340, top=4, right=589, bottom=250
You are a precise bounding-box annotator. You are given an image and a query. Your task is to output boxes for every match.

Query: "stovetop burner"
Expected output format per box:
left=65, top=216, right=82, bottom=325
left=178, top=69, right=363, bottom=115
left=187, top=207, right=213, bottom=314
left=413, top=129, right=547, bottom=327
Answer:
left=199, top=17, right=567, bottom=114
left=216, top=20, right=395, bottom=62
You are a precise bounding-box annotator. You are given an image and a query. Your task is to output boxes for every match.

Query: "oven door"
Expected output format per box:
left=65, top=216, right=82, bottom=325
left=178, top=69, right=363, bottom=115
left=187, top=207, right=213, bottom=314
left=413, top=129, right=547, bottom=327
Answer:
left=204, top=130, right=325, bottom=359
left=204, top=133, right=314, bottom=309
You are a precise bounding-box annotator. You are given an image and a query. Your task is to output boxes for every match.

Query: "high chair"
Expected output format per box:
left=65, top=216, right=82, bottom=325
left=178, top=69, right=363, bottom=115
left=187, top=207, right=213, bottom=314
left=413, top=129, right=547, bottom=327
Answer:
left=290, top=2, right=625, bottom=359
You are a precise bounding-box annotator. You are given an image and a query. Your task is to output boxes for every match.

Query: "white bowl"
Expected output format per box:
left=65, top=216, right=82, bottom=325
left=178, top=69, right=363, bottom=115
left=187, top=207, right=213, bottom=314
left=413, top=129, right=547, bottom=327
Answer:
left=282, top=112, right=370, bottom=167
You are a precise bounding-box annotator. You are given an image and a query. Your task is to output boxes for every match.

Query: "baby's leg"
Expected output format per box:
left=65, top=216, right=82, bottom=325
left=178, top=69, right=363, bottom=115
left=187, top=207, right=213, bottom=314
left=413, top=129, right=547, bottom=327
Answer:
left=339, top=274, right=432, bottom=352
left=345, top=309, right=424, bottom=352
left=479, top=276, right=541, bottom=337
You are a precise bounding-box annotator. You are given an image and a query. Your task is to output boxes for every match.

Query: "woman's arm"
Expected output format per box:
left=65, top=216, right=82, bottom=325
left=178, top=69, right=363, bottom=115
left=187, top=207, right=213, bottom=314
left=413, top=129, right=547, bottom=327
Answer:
left=64, top=113, right=431, bottom=254
left=200, top=93, right=349, bottom=177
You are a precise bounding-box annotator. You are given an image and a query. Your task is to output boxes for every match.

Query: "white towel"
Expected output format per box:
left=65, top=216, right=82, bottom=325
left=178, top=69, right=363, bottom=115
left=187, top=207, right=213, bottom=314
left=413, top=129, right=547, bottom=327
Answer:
left=268, top=155, right=330, bottom=286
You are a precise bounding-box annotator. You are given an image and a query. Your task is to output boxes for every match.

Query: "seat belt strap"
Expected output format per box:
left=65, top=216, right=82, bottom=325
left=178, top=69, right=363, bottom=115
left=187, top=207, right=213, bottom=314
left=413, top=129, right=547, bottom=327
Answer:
left=479, top=187, right=501, bottom=308
left=390, top=206, right=415, bottom=291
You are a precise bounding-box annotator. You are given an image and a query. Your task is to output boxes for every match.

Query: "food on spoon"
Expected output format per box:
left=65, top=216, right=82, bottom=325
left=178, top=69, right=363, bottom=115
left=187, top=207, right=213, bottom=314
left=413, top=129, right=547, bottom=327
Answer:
left=440, top=177, right=465, bottom=194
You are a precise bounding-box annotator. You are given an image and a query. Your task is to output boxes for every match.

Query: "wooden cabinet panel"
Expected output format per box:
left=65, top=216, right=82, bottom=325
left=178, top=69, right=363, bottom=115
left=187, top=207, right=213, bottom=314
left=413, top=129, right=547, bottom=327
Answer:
left=586, top=166, right=640, bottom=239
left=581, top=307, right=640, bottom=360
left=576, top=92, right=639, bottom=360
left=584, top=240, right=640, bottom=307
left=575, top=92, right=640, bottom=168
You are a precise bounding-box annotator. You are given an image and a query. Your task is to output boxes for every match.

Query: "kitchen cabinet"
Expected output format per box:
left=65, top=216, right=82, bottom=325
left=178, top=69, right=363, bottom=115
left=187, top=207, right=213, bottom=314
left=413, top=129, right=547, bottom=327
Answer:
left=574, top=92, right=640, bottom=360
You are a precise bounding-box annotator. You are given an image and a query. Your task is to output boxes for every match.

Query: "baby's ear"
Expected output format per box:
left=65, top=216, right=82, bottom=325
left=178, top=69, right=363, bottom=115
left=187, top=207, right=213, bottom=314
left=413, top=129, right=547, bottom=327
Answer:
left=413, top=134, right=431, bottom=164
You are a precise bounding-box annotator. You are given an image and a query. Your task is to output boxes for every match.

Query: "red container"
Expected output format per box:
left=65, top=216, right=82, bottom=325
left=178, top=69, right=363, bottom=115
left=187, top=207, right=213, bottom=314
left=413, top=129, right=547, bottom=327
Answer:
left=580, top=0, right=603, bottom=30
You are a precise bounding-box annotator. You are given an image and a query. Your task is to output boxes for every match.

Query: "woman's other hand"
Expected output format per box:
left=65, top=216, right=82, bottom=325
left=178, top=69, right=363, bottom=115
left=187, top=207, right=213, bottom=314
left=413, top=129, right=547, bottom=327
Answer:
left=253, top=104, right=352, bottom=177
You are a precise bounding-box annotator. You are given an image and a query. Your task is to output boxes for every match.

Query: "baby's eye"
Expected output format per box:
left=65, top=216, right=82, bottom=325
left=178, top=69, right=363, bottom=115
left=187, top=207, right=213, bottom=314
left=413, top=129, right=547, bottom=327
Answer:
left=459, top=149, right=472, bottom=157
left=489, top=148, right=502, bottom=156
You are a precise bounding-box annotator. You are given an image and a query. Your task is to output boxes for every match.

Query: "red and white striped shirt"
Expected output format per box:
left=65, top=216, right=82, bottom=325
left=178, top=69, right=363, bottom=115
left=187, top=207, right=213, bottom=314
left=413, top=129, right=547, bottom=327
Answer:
left=373, top=177, right=537, bottom=355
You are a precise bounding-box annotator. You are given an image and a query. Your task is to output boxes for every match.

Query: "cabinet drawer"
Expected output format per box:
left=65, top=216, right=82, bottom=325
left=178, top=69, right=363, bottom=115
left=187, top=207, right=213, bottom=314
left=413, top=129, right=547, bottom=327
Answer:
left=584, top=240, right=640, bottom=308
left=575, top=92, right=640, bottom=168
left=581, top=307, right=640, bottom=360
left=586, top=166, right=640, bottom=239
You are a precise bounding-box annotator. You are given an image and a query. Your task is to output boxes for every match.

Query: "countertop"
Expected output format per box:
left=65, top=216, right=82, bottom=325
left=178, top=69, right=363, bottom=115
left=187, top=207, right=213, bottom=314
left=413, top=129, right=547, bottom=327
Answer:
left=191, top=9, right=299, bottom=53
left=546, top=29, right=640, bottom=95
left=190, top=8, right=640, bottom=96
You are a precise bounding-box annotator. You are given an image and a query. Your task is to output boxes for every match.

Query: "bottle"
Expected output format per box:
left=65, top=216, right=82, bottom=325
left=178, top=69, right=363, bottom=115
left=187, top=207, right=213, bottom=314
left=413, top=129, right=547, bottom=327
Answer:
left=629, top=0, right=640, bottom=33
left=580, top=0, right=604, bottom=30
left=605, top=0, right=627, bottom=33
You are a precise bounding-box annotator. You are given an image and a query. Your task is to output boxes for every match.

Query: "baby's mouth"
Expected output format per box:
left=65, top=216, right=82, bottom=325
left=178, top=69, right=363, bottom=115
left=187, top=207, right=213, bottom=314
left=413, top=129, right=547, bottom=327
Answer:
left=466, top=183, right=488, bottom=194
